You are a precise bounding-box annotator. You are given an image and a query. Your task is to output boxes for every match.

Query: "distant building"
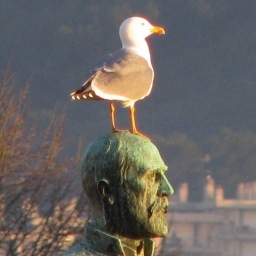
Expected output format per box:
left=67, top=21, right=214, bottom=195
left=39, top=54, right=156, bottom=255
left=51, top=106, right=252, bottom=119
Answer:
left=160, top=177, right=256, bottom=256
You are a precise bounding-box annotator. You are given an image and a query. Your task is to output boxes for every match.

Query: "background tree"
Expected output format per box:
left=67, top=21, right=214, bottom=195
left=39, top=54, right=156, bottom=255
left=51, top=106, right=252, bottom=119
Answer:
left=0, top=67, right=88, bottom=256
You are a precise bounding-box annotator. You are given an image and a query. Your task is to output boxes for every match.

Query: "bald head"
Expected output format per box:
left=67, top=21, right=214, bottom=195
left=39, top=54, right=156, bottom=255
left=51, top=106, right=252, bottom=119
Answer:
left=81, top=132, right=167, bottom=199
left=80, top=132, right=173, bottom=238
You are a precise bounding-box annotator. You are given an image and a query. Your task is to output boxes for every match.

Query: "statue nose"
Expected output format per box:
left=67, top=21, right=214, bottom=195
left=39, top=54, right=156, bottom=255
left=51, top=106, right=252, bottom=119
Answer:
left=157, top=173, right=174, bottom=197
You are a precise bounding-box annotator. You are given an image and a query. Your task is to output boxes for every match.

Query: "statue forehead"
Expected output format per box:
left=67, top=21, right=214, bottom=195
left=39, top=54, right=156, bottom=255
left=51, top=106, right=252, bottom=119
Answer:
left=85, top=132, right=167, bottom=172
left=121, top=138, right=167, bottom=172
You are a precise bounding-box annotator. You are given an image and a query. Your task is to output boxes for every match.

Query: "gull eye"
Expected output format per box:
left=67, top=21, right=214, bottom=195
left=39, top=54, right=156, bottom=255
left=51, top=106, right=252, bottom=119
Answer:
left=141, top=22, right=145, bottom=26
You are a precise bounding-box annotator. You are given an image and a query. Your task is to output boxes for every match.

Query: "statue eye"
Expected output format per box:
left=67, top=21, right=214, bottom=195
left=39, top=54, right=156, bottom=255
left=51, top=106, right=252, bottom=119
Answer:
left=154, top=173, right=160, bottom=182
left=149, top=171, right=160, bottom=182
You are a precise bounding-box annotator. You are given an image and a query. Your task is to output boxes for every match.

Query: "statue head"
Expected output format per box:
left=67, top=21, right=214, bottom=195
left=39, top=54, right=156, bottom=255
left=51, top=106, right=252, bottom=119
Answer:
left=81, top=132, right=174, bottom=239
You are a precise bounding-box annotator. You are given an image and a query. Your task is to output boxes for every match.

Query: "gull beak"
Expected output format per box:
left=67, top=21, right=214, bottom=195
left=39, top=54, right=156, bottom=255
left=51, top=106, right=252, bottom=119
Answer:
left=150, top=26, right=165, bottom=35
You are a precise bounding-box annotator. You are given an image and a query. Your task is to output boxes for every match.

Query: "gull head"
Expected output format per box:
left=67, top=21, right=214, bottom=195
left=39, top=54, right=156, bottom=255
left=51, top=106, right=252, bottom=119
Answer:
left=119, top=17, right=165, bottom=49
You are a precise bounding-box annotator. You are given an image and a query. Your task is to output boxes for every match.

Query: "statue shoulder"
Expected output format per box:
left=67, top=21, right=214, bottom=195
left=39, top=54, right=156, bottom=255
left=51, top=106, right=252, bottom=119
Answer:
left=61, top=240, right=105, bottom=256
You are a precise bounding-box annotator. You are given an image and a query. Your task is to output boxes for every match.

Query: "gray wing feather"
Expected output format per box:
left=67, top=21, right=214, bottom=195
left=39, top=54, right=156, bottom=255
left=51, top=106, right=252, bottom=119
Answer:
left=92, top=49, right=153, bottom=100
left=79, top=49, right=128, bottom=88
left=74, top=49, right=153, bottom=101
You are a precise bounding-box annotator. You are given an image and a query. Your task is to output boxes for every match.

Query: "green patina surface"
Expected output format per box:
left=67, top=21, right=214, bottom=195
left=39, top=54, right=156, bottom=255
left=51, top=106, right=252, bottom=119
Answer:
left=81, top=131, right=167, bottom=176
left=64, top=132, right=173, bottom=256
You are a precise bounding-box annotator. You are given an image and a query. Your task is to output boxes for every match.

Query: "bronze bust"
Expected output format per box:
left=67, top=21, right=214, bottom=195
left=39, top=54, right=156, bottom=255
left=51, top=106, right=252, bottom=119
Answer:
left=64, top=132, right=174, bottom=256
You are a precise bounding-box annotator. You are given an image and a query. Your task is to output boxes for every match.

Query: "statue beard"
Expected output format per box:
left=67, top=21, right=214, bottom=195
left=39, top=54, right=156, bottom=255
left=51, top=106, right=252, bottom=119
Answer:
left=146, top=197, right=169, bottom=237
left=148, top=197, right=168, bottom=218
left=104, top=193, right=169, bottom=238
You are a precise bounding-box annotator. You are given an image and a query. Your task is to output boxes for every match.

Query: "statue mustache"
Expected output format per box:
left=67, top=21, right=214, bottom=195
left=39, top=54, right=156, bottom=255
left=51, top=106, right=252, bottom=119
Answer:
left=147, top=198, right=168, bottom=218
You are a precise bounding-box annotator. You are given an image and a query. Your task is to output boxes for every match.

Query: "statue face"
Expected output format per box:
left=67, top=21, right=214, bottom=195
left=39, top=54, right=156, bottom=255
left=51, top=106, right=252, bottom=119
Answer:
left=119, top=165, right=173, bottom=238
left=114, top=145, right=173, bottom=238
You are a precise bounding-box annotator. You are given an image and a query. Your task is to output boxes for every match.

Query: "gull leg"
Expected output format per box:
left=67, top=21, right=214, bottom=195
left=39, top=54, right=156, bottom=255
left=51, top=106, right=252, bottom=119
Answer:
left=110, top=102, right=118, bottom=132
left=110, top=102, right=124, bottom=133
left=129, top=106, right=151, bottom=141
left=130, top=106, right=138, bottom=134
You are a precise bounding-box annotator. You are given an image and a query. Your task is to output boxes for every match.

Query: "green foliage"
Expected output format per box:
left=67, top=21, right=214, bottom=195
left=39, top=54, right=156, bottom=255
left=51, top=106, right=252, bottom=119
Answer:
left=155, top=133, right=204, bottom=201
left=206, top=128, right=256, bottom=198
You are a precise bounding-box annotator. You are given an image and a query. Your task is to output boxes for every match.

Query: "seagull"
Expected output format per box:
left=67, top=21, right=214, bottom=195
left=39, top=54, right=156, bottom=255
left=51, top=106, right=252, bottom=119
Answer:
left=70, top=16, right=165, bottom=138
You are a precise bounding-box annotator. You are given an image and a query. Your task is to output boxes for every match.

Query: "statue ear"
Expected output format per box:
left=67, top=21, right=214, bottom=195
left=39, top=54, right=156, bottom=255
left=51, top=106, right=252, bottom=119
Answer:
left=97, top=179, right=115, bottom=205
